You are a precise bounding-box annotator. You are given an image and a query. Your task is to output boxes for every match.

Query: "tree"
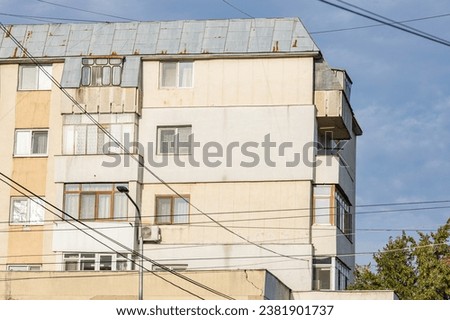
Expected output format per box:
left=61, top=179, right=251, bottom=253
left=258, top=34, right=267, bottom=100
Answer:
left=349, top=219, right=450, bottom=299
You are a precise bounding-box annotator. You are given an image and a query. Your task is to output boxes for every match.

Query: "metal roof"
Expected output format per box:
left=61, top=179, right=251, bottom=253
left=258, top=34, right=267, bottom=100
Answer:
left=0, top=17, right=320, bottom=58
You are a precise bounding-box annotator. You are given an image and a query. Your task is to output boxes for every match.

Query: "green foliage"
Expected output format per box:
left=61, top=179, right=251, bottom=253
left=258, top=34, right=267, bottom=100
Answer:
left=349, top=219, right=450, bottom=299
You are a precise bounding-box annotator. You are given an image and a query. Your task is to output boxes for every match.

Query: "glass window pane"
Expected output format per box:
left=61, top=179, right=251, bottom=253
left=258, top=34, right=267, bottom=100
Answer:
left=29, top=198, right=44, bottom=224
left=81, top=66, right=91, bottom=86
left=114, top=193, right=128, bottom=219
left=81, top=184, right=112, bottom=192
left=179, top=62, right=193, bottom=87
left=161, top=62, right=176, bottom=87
left=112, top=66, right=121, bottom=85
left=102, top=66, right=111, bottom=85
left=64, top=193, right=79, bottom=220
left=177, top=127, right=192, bottom=154
left=11, top=199, right=28, bottom=223
left=156, top=198, right=171, bottom=224
left=96, top=58, right=107, bottom=65
left=109, top=58, right=122, bottom=65
left=116, top=260, right=128, bottom=271
left=86, top=125, right=98, bottom=154
left=92, top=66, right=102, bottom=86
left=98, top=194, right=111, bottom=219
left=31, top=131, right=48, bottom=155
left=99, top=255, right=112, bottom=270
left=315, top=198, right=330, bottom=224
left=63, top=125, right=74, bottom=154
left=15, top=131, right=31, bottom=155
left=80, top=259, right=95, bottom=271
left=38, top=66, right=52, bottom=90
left=82, top=58, right=94, bottom=65
left=65, top=261, right=78, bottom=271
left=80, top=194, right=95, bottom=220
left=314, top=185, right=331, bottom=196
left=159, top=129, right=175, bottom=154
left=173, top=197, right=189, bottom=223
left=74, top=125, right=87, bottom=154
left=20, top=66, right=37, bottom=90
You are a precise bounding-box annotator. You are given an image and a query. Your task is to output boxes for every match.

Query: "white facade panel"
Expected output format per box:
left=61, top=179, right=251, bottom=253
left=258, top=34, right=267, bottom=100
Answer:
left=139, top=105, right=316, bottom=183
left=52, top=221, right=135, bottom=252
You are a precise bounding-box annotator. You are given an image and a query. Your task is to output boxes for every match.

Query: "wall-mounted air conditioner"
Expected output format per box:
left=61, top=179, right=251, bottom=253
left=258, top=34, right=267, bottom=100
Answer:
left=141, top=225, right=161, bottom=243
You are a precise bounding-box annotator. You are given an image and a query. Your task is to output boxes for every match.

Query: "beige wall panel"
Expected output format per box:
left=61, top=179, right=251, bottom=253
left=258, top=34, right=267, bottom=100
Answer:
left=6, top=227, right=44, bottom=264
left=143, top=57, right=314, bottom=107
left=11, top=158, right=48, bottom=195
left=15, top=91, right=51, bottom=128
left=141, top=181, right=312, bottom=245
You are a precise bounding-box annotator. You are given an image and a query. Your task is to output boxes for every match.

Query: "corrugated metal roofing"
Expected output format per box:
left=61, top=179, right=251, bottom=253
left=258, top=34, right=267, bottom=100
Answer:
left=0, top=17, right=319, bottom=58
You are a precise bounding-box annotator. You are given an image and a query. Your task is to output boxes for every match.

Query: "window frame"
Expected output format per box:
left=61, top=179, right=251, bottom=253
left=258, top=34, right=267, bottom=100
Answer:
left=7, top=264, right=42, bottom=271
left=18, top=65, right=52, bottom=91
left=63, top=183, right=128, bottom=221
left=156, top=125, right=192, bottom=155
left=62, top=253, right=130, bottom=271
left=14, top=129, right=49, bottom=157
left=160, top=61, right=194, bottom=88
left=155, top=195, right=190, bottom=225
left=81, top=58, right=123, bottom=87
left=9, top=197, right=45, bottom=226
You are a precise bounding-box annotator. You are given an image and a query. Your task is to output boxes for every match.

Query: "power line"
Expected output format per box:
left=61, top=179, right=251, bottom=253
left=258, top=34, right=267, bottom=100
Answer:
left=310, top=12, right=450, bottom=35
left=0, top=12, right=106, bottom=23
left=316, top=0, right=450, bottom=47
left=221, top=0, right=254, bottom=18
left=0, top=173, right=234, bottom=300
left=36, top=0, right=133, bottom=21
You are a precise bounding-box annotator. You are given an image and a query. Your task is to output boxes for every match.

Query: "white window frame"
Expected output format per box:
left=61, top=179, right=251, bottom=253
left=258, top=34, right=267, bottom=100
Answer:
left=7, top=264, right=42, bottom=271
left=62, top=253, right=130, bottom=271
left=18, top=65, right=52, bottom=90
left=160, top=61, right=194, bottom=88
left=14, top=129, right=48, bottom=157
left=10, top=197, right=45, bottom=225
left=62, top=114, right=136, bottom=155
left=157, top=126, right=192, bottom=155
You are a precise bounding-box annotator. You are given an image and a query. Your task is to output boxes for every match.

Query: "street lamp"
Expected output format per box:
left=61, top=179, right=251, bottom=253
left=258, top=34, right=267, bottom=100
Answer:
left=116, top=186, right=143, bottom=300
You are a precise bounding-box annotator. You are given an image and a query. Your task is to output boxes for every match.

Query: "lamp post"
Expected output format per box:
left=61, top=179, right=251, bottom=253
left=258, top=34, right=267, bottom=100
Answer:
left=116, top=185, right=143, bottom=300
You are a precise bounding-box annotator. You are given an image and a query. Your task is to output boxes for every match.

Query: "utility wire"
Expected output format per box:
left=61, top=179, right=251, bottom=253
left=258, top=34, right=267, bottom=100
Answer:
left=310, top=12, right=450, bottom=35
left=221, top=0, right=254, bottom=18
left=0, top=173, right=234, bottom=300
left=316, top=0, right=450, bottom=47
left=0, top=12, right=105, bottom=23
left=335, top=0, right=450, bottom=45
left=36, top=0, right=133, bottom=21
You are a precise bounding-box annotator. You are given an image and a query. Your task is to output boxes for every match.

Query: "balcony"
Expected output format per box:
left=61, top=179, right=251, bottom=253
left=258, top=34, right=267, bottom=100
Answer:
left=315, top=90, right=353, bottom=140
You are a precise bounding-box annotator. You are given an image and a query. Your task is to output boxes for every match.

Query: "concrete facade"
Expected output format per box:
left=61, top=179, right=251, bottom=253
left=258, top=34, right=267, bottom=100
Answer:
left=0, top=18, right=362, bottom=298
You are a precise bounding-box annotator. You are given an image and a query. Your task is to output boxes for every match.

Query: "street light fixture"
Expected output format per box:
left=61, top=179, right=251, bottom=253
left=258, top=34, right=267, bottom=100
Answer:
left=116, top=186, right=143, bottom=300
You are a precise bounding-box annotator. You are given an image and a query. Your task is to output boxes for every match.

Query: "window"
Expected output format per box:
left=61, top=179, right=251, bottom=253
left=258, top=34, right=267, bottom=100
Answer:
left=10, top=197, right=44, bottom=225
left=335, top=190, right=352, bottom=241
left=160, top=61, right=193, bottom=88
left=157, top=126, right=192, bottom=155
left=14, top=129, right=48, bottom=156
left=152, top=264, right=188, bottom=271
left=63, top=183, right=128, bottom=221
left=313, top=185, right=331, bottom=225
left=336, top=259, right=350, bottom=290
left=81, top=58, right=123, bottom=86
left=63, top=253, right=130, bottom=271
left=18, top=65, right=52, bottom=90
left=7, top=265, right=42, bottom=271
left=313, top=257, right=332, bottom=290
left=155, top=196, right=189, bottom=225
left=62, top=114, right=136, bottom=155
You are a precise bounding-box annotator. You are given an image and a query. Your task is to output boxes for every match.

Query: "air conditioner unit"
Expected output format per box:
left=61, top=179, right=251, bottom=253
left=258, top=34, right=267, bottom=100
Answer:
left=141, top=225, right=161, bottom=243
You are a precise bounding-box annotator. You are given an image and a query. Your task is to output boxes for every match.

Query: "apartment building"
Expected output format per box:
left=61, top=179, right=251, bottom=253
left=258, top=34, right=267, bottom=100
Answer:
left=0, top=17, right=362, bottom=295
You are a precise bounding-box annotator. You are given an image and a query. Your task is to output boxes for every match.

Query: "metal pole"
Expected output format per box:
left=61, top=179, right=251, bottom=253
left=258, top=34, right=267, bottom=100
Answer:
left=117, top=186, right=143, bottom=300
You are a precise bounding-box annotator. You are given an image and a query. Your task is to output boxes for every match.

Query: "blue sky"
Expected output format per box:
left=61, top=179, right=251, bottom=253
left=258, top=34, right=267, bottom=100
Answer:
left=1, top=0, right=449, bottom=266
